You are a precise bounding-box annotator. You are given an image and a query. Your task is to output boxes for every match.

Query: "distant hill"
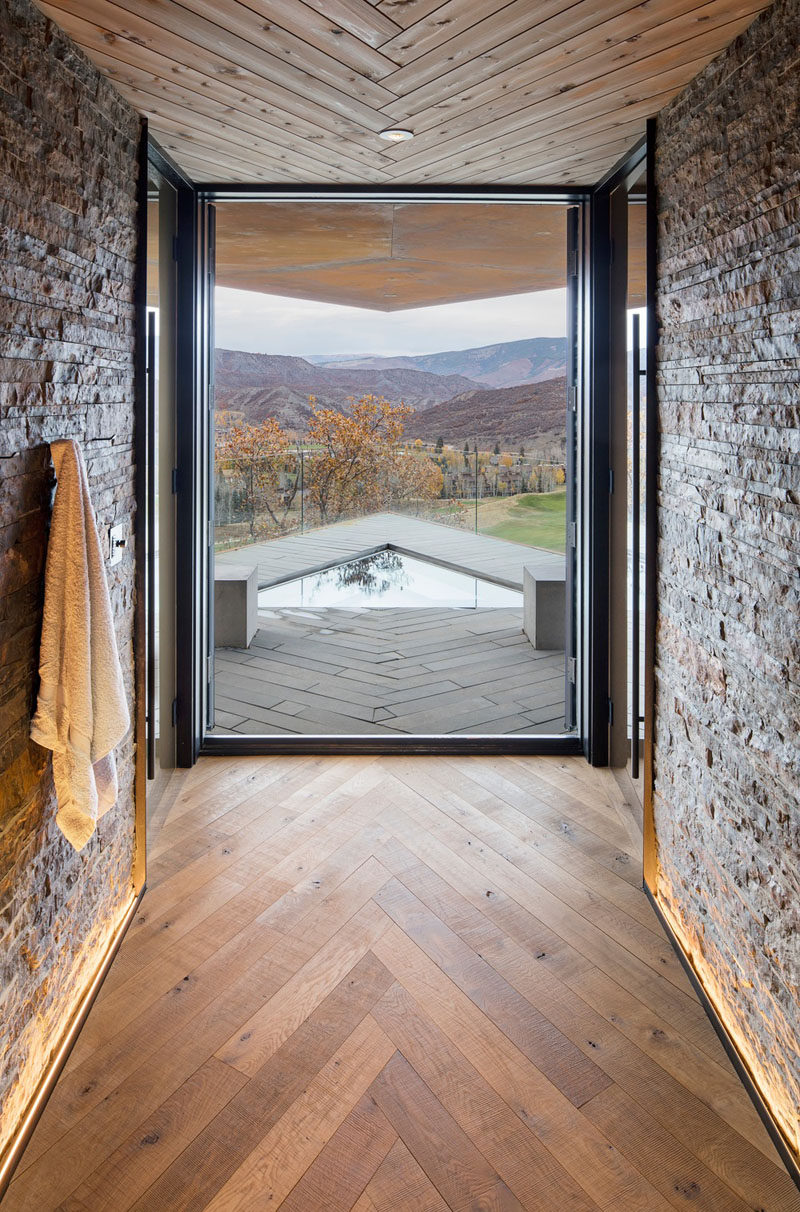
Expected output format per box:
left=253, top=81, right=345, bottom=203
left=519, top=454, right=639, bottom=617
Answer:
left=215, top=349, right=479, bottom=431
left=402, top=378, right=568, bottom=452
left=308, top=337, right=567, bottom=389
left=215, top=347, right=568, bottom=451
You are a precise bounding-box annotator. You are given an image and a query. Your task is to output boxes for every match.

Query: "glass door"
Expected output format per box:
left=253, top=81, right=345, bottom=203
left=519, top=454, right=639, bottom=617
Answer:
left=199, top=194, right=585, bottom=752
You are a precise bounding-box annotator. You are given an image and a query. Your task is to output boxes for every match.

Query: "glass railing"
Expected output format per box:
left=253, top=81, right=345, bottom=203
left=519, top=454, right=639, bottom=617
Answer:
left=214, top=445, right=567, bottom=554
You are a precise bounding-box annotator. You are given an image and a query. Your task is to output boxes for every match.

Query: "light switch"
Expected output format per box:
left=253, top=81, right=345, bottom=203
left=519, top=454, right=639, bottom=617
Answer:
left=109, top=523, right=126, bottom=566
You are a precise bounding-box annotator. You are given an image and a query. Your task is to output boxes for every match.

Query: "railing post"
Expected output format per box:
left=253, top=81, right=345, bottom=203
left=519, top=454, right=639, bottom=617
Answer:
left=300, top=446, right=304, bottom=533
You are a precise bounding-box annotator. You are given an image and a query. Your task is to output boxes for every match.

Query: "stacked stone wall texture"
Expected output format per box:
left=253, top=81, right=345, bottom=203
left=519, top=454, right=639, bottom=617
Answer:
left=654, top=0, right=800, bottom=1154
left=0, top=0, right=141, bottom=1151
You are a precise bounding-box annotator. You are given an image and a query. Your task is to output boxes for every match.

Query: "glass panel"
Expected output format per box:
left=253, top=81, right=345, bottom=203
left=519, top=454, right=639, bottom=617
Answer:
left=627, top=172, right=647, bottom=774
left=210, top=200, right=572, bottom=739
left=145, top=170, right=160, bottom=776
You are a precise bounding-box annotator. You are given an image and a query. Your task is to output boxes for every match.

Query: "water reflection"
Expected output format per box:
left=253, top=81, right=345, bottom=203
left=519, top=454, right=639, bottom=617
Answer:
left=333, top=549, right=409, bottom=599
left=258, top=548, right=523, bottom=610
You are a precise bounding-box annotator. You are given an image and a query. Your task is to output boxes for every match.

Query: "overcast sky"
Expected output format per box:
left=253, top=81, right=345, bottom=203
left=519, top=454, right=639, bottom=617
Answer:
left=214, top=286, right=567, bottom=359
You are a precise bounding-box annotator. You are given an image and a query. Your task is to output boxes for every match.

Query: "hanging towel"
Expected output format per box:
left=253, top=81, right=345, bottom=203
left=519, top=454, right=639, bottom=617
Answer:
left=30, top=439, right=131, bottom=851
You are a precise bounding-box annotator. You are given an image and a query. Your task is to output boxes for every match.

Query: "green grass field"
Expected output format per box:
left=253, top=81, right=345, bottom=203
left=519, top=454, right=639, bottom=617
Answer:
left=476, top=489, right=567, bottom=551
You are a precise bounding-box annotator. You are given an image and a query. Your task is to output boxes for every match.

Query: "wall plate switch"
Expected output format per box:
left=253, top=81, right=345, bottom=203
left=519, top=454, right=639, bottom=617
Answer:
left=109, top=523, right=126, bottom=566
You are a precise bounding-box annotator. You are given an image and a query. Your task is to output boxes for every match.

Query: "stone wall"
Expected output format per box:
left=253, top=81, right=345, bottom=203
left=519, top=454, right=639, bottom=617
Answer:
left=653, top=0, right=800, bottom=1157
left=0, top=0, right=141, bottom=1155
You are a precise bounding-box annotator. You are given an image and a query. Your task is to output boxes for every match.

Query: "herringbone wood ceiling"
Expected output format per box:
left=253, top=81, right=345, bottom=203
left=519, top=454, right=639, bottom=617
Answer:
left=39, top=0, right=769, bottom=185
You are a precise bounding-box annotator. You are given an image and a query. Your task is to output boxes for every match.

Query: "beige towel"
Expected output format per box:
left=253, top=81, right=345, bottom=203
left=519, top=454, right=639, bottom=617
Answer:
left=30, top=439, right=131, bottom=850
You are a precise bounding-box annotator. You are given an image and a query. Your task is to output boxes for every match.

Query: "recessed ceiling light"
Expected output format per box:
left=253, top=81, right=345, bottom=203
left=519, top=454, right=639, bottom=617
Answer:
left=379, top=128, right=414, bottom=142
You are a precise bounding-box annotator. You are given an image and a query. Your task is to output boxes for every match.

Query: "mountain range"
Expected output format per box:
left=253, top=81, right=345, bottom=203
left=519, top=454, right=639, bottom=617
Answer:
left=402, top=378, right=567, bottom=453
left=215, top=349, right=478, bottom=431
left=305, top=336, right=567, bottom=390
left=215, top=337, right=568, bottom=447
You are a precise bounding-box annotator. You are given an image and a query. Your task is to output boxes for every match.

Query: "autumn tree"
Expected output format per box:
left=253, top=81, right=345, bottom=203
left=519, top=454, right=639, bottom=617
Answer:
left=391, top=447, right=444, bottom=513
left=306, top=394, right=419, bottom=524
left=215, top=417, right=297, bottom=538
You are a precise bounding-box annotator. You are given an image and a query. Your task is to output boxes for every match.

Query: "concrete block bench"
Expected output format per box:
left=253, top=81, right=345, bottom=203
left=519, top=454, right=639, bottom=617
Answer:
left=214, top=563, right=257, bottom=649
left=523, top=564, right=565, bottom=650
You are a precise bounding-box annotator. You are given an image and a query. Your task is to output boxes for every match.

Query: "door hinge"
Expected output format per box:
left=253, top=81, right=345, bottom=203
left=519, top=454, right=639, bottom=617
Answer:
left=171, top=697, right=178, bottom=727
left=171, top=467, right=179, bottom=494
left=608, top=468, right=614, bottom=495
left=568, top=385, right=577, bottom=411
left=608, top=698, right=614, bottom=725
left=569, top=521, right=577, bottom=549
left=568, top=658, right=577, bottom=685
left=567, top=249, right=578, bottom=278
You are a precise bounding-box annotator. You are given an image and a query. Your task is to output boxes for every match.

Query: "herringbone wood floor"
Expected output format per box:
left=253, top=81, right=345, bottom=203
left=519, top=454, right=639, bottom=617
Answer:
left=6, top=756, right=798, bottom=1211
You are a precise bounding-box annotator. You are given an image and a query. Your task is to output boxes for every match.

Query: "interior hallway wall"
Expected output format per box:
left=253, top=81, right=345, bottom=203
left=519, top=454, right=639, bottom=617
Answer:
left=0, top=0, right=141, bottom=1157
left=653, top=0, right=800, bottom=1159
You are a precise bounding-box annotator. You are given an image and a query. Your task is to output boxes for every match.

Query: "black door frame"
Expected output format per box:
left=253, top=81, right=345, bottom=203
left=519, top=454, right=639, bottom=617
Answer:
left=163, top=172, right=651, bottom=763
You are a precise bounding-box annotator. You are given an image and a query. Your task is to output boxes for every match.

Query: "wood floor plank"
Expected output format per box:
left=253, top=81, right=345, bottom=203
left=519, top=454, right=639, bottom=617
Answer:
left=371, top=924, right=680, bottom=1212
left=377, top=834, right=772, bottom=1159
left=363, top=1139, right=450, bottom=1211
left=215, top=889, right=392, bottom=1076
left=384, top=769, right=711, bottom=1049
left=276, top=1092, right=396, bottom=1211
left=10, top=754, right=796, bottom=1212
left=372, top=876, right=612, bottom=1108
left=371, top=981, right=601, bottom=1211
left=128, top=951, right=395, bottom=1212
left=433, top=758, right=657, bottom=929
left=445, top=755, right=643, bottom=887
left=203, top=1016, right=397, bottom=1212
left=369, top=1051, right=527, bottom=1212
left=580, top=1084, right=755, bottom=1212
left=53, top=1059, right=246, bottom=1212
left=67, top=883, right=286, bottom=1067
left=392, top=760, right=685, bottom=982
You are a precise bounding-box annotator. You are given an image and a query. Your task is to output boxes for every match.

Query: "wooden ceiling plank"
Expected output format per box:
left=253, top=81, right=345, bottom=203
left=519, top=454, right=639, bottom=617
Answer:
left=43, top=0, right=392, bottom=128
left=45, top=0, right=773, bottom=185
left=220, top=0, right=404, bottom=82
left=375, top=0, right=455, bottom=30
left=131, top=0, right=400, bottom=102
left=478, top=135, right=652, bottom=184
left=429, top=131, right=641, bottom=184
left=393, top=86, right=677, bottom=182
left=154, top=135, right=304, bottom=182
left=151, top=125, right=360, bottom=184
left=376, top=13, right=764, bottom=174
left=377, top=0, right=518, bottom=66
left=449, top=122, right=654, bottom=185
left=409, top=91, right=681, bottom=185
left=90, top=49, right=393, bottom=180
left=265, top=0, right=404, bottom=48
left=380, top=0, right=586, bottom=89
left=382, top=2, right=764, bottom=161
left=41, top=5, right=392, bottom=159
left=379, top=0, right=764, bottom=125
left=111, top=83, right=393, bottom=182
left=379, top=0, right=675, bottom=120
left=36, top=1, right=392, bottom=153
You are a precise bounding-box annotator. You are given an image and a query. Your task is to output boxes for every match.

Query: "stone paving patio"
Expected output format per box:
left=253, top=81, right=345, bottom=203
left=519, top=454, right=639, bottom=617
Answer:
left=212, top=514, right=567, bottom=738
